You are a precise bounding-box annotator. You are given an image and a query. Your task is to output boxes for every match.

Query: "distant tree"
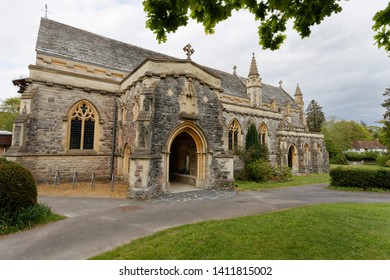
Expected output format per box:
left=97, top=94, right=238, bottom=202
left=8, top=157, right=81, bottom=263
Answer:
left=381, top=87, right=390, bottom=149
left=305, top=100, right=325, bottom=132
left=321, top=117, right=372, bottom=158
left=0, top=97, right=20, bottom=131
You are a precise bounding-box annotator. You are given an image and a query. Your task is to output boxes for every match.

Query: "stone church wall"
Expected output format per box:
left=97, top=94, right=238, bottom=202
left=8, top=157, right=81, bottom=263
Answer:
left=10, top=83, right=117, bottom=182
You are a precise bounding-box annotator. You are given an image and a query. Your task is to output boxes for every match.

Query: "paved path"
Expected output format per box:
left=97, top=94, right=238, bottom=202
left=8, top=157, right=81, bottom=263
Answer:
left=1, top=184, right=390, bottom=259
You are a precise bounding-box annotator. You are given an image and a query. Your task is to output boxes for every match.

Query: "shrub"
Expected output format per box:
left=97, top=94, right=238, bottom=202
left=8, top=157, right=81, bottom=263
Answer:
left=343, top=151, right=379, bottom=162
left=247, top=159, right=274, bottom=182
left=0, top=161, right=37, bottom=214
left=234, top=168, right=251, bottom=181
left=376, top=154, right=390, bottom=167
left=0, top=204, right=56, bottom=235
left=237, top=145, right=269, bottom=167
left=0, top=157, right=10, bottom=164
left=272, top=164, right=292, bottom=182
left=329, top=153, right=348, bottom=165
left=330, top=167, right=390, bottom=190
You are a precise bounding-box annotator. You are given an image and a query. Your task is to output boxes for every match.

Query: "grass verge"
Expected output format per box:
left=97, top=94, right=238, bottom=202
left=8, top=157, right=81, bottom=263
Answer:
left=91, top=203, right=390, bottom=260
left=0, top=203, right=65, bottom=235
left=235, top=172, right=330, bottom=191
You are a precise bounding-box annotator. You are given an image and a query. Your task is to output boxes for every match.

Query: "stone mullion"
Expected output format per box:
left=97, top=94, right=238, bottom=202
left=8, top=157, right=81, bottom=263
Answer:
left=80, top=116, right=85, bottom=149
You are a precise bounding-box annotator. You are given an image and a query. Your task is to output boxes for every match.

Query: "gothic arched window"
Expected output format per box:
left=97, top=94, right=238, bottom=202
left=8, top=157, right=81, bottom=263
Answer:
left=69, top=101, right=98, bottom=150
left=258, top=123, right=268, bottom=145
left=228, top=119, right=241, bottom=151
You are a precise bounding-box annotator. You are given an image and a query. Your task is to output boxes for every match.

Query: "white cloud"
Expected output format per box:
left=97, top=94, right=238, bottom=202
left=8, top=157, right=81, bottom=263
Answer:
left=0, top=0, right=389, bottom=125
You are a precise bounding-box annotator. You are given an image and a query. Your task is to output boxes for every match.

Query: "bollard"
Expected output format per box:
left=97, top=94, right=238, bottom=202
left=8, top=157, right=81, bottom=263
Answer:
left=53, top=171, right=60, bottom=189
left=91, top=172, right=96, bottom=189
left=72, top=172, right=78, bottom=190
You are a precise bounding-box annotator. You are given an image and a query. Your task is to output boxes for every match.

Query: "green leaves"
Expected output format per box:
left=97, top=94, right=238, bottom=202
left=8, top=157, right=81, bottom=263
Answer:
left=372, top=2, right=390, bottom=55
left=143, top=0, right=344, bottom=50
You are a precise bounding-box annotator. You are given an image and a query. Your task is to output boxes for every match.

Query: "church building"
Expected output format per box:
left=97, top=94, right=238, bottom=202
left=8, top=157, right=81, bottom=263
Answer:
left=7, top=18, right=329, bottom=198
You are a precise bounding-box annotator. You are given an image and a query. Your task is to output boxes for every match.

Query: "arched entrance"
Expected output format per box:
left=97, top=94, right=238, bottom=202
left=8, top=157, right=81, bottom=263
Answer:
left=288, top=144, right=299, bottom=172
left=169, top=132, right=197, bottom=186
left=164, top=122, right=208, bottom=191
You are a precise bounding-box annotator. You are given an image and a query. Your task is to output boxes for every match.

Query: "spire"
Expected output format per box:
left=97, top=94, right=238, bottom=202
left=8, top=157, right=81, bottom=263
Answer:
left=248, top=52, right=259, bottom=77
left=294, top=83, right=302, bottom=97
left=294, top=84, right=304, bottom=107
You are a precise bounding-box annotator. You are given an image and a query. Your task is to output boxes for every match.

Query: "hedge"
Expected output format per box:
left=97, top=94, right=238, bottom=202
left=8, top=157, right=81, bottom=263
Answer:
left=343, top=151, right=379, bottom=162
left=330, top=167, right=390, bottom=190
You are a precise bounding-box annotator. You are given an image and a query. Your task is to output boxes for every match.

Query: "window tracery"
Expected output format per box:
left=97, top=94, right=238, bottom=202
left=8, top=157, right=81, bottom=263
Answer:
left=69, top=101, right=97, bottom=150
left=228, top=119, right=240, bottom=151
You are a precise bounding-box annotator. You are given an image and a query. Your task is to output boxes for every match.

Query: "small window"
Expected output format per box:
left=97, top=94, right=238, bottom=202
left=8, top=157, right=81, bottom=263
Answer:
left=69, top=102, right=97, bottom=150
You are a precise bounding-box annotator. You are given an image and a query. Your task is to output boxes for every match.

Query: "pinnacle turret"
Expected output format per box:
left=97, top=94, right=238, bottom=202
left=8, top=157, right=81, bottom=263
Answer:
left=248, top=53, right=259, bottom=77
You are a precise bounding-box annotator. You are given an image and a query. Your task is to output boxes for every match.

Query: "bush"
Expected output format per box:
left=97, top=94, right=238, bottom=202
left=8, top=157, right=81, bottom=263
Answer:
left=329, top=153, right=348, bottom=165
left=330, top=167, right=390, bottom=190
left=376, top=154, right=390, bottom=167
left=0, top=161, right=37, bottom=214
left=272, top=164, right=292, bottom=182
left=247, top=159, right=274, bottom=182
left=343, top=151, right=379, bottom=162
left=0, top=157, right=10, bottom=164
left=237, top=145, right=269, bottom=167
left=0, top=204, right=55, bottom=235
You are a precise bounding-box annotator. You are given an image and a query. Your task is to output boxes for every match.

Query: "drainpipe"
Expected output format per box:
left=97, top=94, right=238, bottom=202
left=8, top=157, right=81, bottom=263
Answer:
left=110, top=96, right=118, bottom=181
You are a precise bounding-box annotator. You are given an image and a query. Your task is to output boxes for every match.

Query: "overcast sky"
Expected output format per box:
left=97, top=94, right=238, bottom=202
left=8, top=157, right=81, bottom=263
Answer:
left=1, top=0, right=389, bottom=126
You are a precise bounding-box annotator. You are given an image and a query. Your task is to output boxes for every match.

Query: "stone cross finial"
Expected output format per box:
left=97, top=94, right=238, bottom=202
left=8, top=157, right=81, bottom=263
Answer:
left=279, top=80, right=283, bottom=88
left=42, top=4, right=50, bottom=19
left=183, top=44, right=194, bottom=60
left=233, top=65, right=237, bottom=75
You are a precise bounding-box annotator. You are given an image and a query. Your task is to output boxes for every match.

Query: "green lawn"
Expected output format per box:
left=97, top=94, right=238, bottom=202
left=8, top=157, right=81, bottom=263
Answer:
left=92, top=203, right=390, bottom=260
left=235, top=172, right=330, bottom=191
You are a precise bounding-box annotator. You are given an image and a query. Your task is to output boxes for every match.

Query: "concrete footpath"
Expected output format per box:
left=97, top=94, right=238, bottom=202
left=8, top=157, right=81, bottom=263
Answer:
left=1, top=184, right=390, bottom=260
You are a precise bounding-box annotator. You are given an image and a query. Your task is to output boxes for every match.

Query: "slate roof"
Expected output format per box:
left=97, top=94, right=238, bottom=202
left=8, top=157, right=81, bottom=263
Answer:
left=352, top=140, right=387, bottom=150
left=36, top=18, right=298, bottom=107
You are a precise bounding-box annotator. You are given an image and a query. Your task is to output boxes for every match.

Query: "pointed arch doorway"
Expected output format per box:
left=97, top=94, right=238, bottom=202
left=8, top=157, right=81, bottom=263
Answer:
left=288, top=144, right=299, bottom=173
left=164, top=122, right=208, bottom=192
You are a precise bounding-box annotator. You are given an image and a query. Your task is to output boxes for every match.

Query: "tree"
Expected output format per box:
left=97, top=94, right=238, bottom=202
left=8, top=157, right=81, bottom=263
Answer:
left=143, top=0, right=389, bottom=54
left=0, top=97, right=20, bottom=131
left=321, top=118, right=372, bottom=158
left=245, top=123, right=259, bottom=149
left=143, top=0, right=343, bottom=50
left=381, top=87, right=390, bottom=149
left=305, top=99, right=325, bottom=132
left=372, top=2, right=390, bottom=55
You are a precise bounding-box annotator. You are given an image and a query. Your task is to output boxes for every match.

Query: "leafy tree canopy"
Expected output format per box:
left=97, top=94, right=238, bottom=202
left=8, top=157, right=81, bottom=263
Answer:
left=143, top=0, right=389, bottom=54
left=0, top=97, right=20, bottom=131
left=321, top=117, right=372, bottom=157
left=143, top=0, right=343, bottom=50
left=372, top=2, right=390, bottom=55
left=381, top=87, right=390, bottom=149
